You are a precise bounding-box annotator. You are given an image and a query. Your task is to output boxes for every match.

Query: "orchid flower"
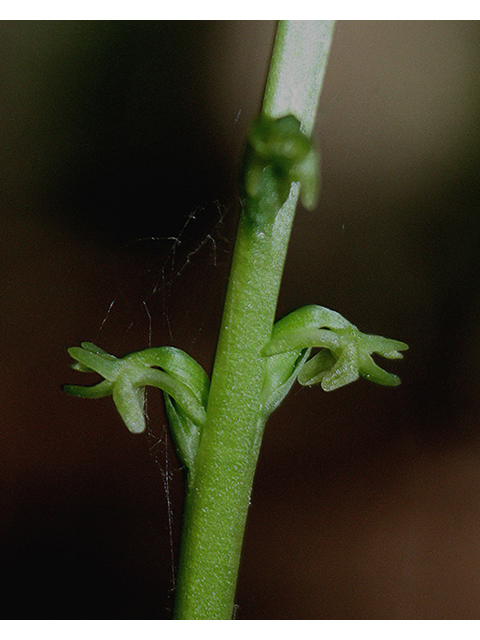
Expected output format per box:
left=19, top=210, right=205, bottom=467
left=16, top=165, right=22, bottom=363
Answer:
left=263, top=305, right=408, bottom=392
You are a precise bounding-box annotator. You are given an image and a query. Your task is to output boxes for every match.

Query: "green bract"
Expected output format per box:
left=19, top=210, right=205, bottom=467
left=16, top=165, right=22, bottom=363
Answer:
left=241, top=113, right=319, bottom=227
left=263, top=305, right=408, bottom=392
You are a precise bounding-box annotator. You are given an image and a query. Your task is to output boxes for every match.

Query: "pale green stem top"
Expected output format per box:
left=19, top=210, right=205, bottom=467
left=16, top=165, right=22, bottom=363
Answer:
left=263, top=20, right=335, bottom=131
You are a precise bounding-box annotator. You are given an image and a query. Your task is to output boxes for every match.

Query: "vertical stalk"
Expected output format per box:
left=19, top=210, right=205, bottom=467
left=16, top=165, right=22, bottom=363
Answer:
left=173, top=20, right=335, bottom=620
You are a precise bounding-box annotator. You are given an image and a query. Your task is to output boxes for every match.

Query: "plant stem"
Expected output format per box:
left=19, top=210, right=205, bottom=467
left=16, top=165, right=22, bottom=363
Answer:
left=173, top=20, right=336, bottom=620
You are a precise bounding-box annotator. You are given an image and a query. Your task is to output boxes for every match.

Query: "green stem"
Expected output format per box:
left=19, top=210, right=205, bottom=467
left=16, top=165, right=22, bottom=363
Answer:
left=173, top=20, right=336, bottom=620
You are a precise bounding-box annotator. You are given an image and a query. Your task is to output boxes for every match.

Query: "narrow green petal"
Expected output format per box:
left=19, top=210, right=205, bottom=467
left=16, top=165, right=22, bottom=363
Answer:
left=273, top=305, right=353, bottom=336
left=361, top=334, right=409, bottom=359
left=80, top=342, right=117, bottom=359
left=264, top=327, right=340, bottom=356
left=263, top=304, right=352, bottom=356
left=63, top=379, right=114, bottom=399
left=358, top=353, right=401, bottom=386
left=131, top=368, right=207, bottom=428
left=295, top=148, right=319, bottom=210
left=125, top=346, right=210, bottom=405
left=67, top=346, right=120, bottom=381
left=70, top=361, right=95, bottom=373
left=297, top=349, right=337, bottom=386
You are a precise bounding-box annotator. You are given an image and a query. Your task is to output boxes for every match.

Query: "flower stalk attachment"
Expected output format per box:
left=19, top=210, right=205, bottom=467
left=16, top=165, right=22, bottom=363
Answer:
left=64, top=21, right=407, bottom=619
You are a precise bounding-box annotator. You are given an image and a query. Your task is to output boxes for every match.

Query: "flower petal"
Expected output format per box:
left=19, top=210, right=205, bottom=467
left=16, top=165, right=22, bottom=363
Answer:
left=80, top=342, right=117, bottom=359
left=131, top=367, right=207, bottom=428
left=360, top=334, right=409, bottom=359
left=63, top=379, right=114, bottom=399
left=358, top=352, right=401, bottom=386
left=67, top=346, right=120, bottom=381
left=124, top=346, right=210, bottom=406
left=264, top=328, right=340, bottom=356
left=297, top=349, right=336, bottom=386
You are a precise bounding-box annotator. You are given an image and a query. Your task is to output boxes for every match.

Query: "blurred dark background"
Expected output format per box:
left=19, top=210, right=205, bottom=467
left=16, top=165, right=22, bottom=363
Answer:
left=2, top=20, right=480, bottom=619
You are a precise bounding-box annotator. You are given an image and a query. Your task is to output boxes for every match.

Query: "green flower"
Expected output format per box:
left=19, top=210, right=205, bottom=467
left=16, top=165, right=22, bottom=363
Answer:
left=64, top=342, right=209, bottom=473
left=263, top=305, right=408, bottom=392
left=241, top=113, right=319, bottom=227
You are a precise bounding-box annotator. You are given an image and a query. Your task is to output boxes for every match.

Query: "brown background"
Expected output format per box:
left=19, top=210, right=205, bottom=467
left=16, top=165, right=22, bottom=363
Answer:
left=2, top=21, right=480, bottom=618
